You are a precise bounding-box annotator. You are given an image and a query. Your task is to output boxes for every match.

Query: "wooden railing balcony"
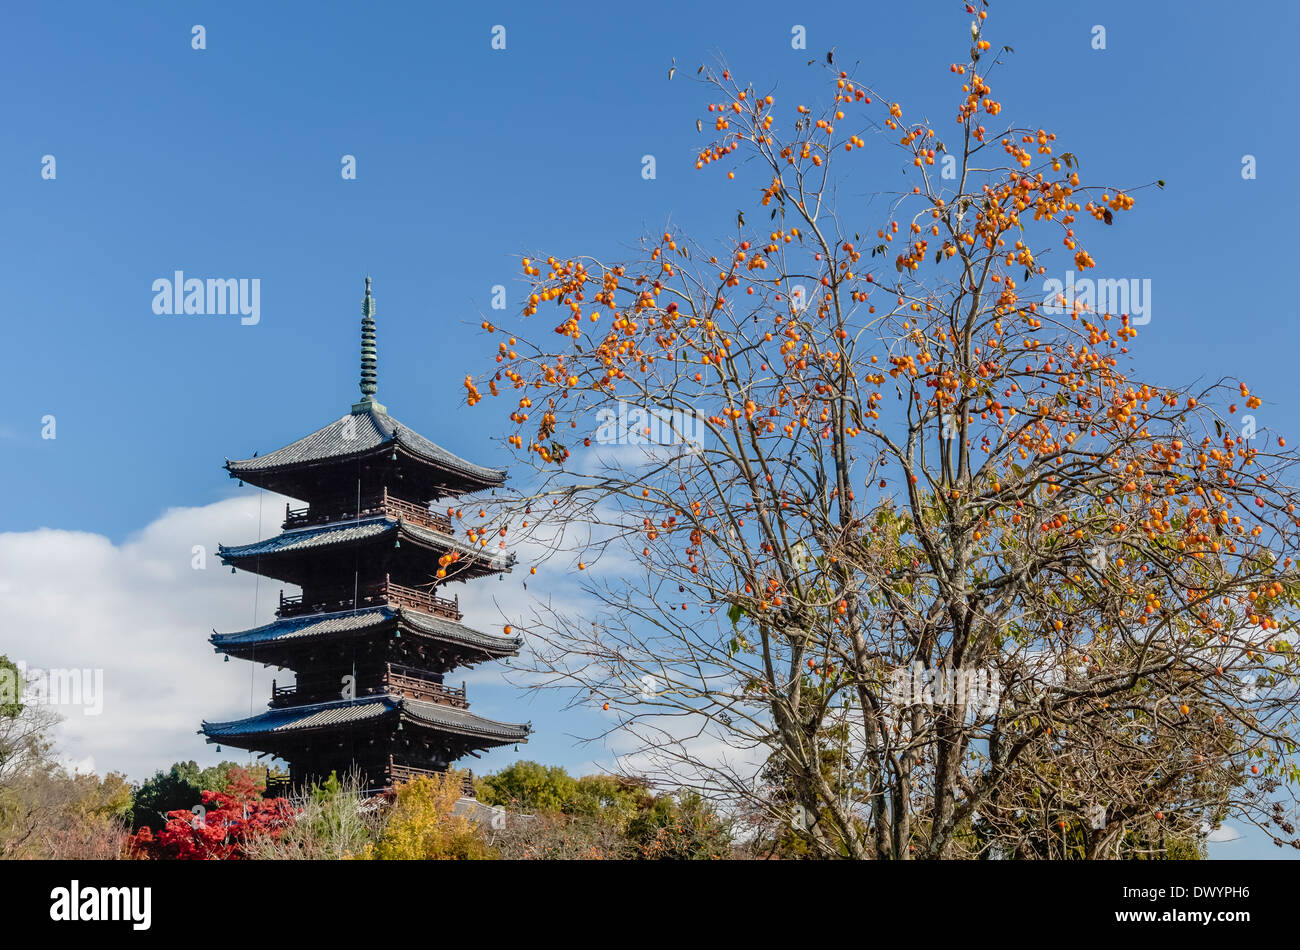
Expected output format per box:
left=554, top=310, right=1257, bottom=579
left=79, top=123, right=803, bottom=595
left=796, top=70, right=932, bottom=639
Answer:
left=268, top=667, right=468, bottom=710
left=264, top=772, right=292, bottom=799
left=269, top=679, right=297, bottom=709
left=380, top=576, right=461, bottom=621
left=277, top=575, right=461, bottom=622
left=382, top=664, right=468, bottom=708
left=283, top=487, right=454, bottom=535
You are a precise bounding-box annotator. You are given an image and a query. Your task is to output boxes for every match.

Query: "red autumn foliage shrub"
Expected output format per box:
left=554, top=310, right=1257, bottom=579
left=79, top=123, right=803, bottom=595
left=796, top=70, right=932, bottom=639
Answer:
left=128, top=782, right=296, bottom=860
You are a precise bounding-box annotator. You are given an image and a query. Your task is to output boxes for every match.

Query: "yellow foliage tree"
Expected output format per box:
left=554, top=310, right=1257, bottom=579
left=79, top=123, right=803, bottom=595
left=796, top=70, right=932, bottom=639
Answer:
left=364, top=772, right=494, bottom=861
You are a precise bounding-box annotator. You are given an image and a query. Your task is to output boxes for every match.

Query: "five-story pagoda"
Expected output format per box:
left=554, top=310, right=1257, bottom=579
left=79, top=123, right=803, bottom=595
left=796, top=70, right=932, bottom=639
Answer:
left=202, top=278, right=529, bottom=795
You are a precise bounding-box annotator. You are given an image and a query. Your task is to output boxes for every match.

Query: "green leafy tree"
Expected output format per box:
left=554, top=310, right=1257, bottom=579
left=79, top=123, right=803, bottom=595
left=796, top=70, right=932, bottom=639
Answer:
left=573, top=774, right=651, bottom=822
left=626, top=789, right=733, bottom=859
left=131, top=760, right=261, bottom=831
left=0, top=655, right=22, bottom=719
left=479, top=762, right=732, bottom=859
left=477, top=760, right=579, bottom=813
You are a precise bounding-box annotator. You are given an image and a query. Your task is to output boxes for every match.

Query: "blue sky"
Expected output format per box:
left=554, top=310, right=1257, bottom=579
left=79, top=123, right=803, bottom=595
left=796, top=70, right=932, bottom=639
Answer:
left=2, top=0, right=1296, bottom=856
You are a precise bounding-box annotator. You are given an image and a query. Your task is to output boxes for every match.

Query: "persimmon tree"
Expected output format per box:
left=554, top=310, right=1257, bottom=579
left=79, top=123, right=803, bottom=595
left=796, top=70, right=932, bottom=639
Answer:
left=463, top=6, right=1300, bottom=858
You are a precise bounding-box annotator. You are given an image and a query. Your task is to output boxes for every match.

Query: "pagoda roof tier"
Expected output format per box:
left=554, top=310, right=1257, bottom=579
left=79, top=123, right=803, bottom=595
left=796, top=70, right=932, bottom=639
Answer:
left=201, top=696, right=531, bottom=748
left=210, top=605, right=522, bottom=663
left=224, top=406, right=506, bottom=500
left=218, top=514, right=513, bottom=585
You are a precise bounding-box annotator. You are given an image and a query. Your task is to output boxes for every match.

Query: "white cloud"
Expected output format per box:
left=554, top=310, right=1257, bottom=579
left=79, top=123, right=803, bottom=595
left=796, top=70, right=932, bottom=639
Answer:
left=0, top=495, right=290, bottom=782
left=1206, top=824, right=1243, bottom=843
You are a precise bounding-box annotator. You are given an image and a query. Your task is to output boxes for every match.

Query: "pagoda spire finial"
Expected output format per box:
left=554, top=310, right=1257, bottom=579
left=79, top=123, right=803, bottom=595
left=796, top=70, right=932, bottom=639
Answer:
left=353, top=276, right=386, bottom=414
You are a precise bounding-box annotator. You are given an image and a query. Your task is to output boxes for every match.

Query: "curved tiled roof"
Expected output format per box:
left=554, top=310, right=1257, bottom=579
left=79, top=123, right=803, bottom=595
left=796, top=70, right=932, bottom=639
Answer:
left=218, top=514, right=514, bottom=571
left=399, top=607, right=522, bottom=652
left=212, top=606, right=392, bottom=647
left=203, top=697, right=393, bottom=737
left=225, top=407, right=506, bottom=486
left=202, top=696, right=531, bottom=744
left=220, top=517, right=390, bottom=558
left=401, top=697, right=531, bottom=743
left=210, top=605, right=523, bottom=655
